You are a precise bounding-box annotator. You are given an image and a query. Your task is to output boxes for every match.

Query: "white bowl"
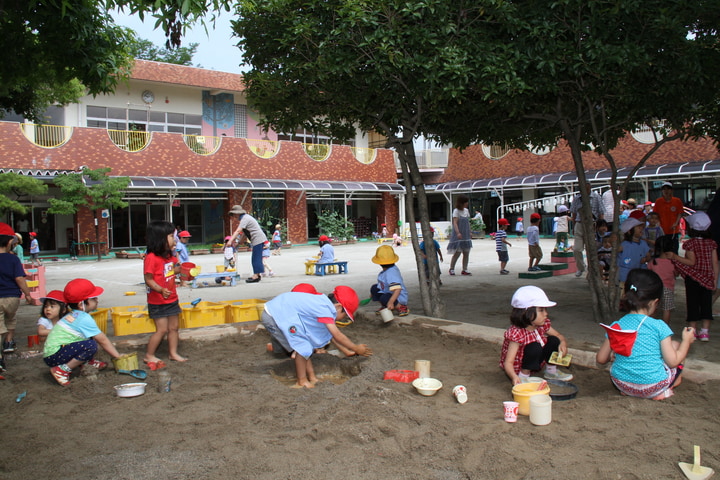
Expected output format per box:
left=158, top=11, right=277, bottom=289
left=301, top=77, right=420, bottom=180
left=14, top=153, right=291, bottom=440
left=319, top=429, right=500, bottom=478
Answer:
left=114, top=382, right=147, bottom=398
left=412, top=377, right=443, bottom=396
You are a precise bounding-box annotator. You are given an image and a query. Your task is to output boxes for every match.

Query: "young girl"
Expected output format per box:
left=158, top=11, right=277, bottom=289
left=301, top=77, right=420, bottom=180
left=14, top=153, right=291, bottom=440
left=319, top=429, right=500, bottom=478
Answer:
left=447, top=195, right=473, bottom=276
left=43, top=279, right=121, bottom=386
left=499, top=286, right=572, bottom=384
left=668, top=212, right=718, bottom=341
left=262, top=241, right=274, bottom=277
left=317, top=235, right=335, bottom=264
left=617, top=217, right=652, bottom=286
left=37, top=290, right=69, bottom=341
left=143, top=221, right=186, bottom=369
left=272, top=224, right=282, bottom=255
left=647, top=236, right=677, bottom=323
left=596, top=269, right=695, bottom=400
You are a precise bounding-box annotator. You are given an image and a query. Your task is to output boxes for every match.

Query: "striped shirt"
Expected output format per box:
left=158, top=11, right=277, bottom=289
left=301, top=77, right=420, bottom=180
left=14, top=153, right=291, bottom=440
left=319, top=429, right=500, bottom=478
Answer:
left=495, top=230, right=508, bottom=251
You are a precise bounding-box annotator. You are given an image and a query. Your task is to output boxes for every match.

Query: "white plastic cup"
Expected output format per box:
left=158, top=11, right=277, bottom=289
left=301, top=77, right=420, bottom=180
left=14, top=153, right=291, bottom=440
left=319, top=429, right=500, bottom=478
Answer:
left=529, top=394, right=552, bottom=426
left=503, top=401, right=519, bottom=423
left=453, top=385, right=468, bottom=404
left=379, top=308, right=394, bottom=322
left=414, top=359, right=431, bottom=378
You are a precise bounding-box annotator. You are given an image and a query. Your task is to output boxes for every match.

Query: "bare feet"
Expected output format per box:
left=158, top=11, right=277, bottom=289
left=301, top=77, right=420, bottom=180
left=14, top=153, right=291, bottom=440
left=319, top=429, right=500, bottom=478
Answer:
left=292, top=379, right=315, bottom=389
left=144, top=356, right=162, bottom=364
left=169, top=355, right=187, bottom=362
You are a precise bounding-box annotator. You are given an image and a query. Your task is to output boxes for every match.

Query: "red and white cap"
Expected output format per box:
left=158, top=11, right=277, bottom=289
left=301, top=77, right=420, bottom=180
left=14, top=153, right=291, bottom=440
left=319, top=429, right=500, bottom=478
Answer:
left=41, top=290, right=67, bottom=303
left=64, top=279, right=104, bottom=304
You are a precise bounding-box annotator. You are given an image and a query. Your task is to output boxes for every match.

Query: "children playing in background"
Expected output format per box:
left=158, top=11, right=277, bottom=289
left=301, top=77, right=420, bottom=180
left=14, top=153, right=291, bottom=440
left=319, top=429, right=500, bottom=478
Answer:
left=262, top=241, right=274, bottom=277
left=496, top=218, right=512, bottom=274
left=12, top=233, right=24, bottom=263
left=370, top=245, right=409, bottom=316
left=648, top=236, right=677, bottom=323
left=37, top=290, right=69, bottom=341
left=596, top=269, right=695, bottom=400
left=272, top=224, right=282, bottom=255
left=643, top=212, right=664, bottom=251
left=527, top=213, right=542, bottom=272
left=597, top=233, right=613, bottom=282
left=29, top=231, right=40, bottom=266
left=555, top=205, right=570, bottom=252
left=668, top=212, right=718, bottom=342
left=419, top=227, right=444, bottom=284
left=617, top=217, right=652, bottom=287
left=262, top=286, right=372, bottom=388
left=515, top=217, right=524, bottom=237
left=317, top=235, right=335, bottom=264
left=43, top=279, right=122, bottom=386
left=223, top=236, right=236, bottom=270
left=594, top=219, right=608, bottom=245
left=499, top=286, right=572, bottom=384
left=143, top=221, right=186, bottom=369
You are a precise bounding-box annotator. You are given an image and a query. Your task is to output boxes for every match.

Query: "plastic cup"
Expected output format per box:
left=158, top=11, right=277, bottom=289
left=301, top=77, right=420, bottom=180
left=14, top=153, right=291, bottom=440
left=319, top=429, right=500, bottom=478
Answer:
left=453, top=385, right=468, bottom=404
left=414, top=359, right=431, bottom=378
left=379, top=308, right=394, bottom=323
left=27, top=335, right=40, bottom=347
left=503, top=401, right=519, bottom=423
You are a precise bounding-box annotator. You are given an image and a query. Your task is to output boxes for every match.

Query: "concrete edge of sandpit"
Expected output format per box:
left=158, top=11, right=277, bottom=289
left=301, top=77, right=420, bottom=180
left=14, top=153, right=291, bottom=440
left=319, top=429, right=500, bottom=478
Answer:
left=109, top=313, right=720, bottom=384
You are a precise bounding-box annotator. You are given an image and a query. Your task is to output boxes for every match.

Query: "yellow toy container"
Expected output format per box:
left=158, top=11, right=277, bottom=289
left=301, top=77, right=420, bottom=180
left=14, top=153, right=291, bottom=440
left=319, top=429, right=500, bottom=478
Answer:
left=89, top=307, right=110, bottom=334
left=112, top=352, right=139, bottom=371
left=179, top=301, right=228, bottom=329
left=512, top=382, right=551, bottom=416
left=111, top=306, right=155, bottom=336
left=221, top=299, right=267, bottom=324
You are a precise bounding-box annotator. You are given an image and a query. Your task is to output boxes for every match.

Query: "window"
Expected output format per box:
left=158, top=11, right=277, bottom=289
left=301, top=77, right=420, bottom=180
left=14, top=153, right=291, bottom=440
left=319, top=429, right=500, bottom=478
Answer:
left=277, top=127, right=355, bottom=146
left=86, top=106, right=202, bottom=134
left=631, top=121, right=666, bottom=144
left=482, top=142, right=511, bottom=160
left=234, top=104, right=247, bottom=138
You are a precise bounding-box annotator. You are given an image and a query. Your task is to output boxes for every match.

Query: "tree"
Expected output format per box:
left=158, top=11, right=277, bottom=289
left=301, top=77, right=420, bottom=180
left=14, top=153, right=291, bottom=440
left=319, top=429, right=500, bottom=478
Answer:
left=48, top=168, right=130, bottom=261
left=129, top=38, right=200, bottom=66
left=0, top=173, right=48, bottom=215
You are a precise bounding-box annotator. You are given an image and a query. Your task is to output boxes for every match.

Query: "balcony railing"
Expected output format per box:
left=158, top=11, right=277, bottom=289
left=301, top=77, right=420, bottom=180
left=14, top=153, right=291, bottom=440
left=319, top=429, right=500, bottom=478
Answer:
left=304, top=143, right=331, bottom=161
left=246, top=139, right=278, bottom=158
left=20, top=123, right=72, bottom=148
left=107, top=130, right=151, bottom=152
left=350, top=147, right=376, bottom=164
left=395, top=149, right=449, bottom=169
left=183, top=135, right=221, bottom=155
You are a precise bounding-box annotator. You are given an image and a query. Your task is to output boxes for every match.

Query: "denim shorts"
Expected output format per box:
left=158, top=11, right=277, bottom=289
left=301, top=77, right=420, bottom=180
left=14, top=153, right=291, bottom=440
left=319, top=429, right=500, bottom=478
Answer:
left=148, top=300, right=181, bottom=319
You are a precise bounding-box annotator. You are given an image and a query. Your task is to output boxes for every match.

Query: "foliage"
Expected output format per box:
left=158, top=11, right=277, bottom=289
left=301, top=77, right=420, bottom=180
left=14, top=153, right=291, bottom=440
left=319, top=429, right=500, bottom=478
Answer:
left=0, top=173, right=48, bottom=215
left=470, top=217, right=485, bottom=233
left=316, top=210, right=355, bottom=240
left=129, top=38, right=200, bottom=66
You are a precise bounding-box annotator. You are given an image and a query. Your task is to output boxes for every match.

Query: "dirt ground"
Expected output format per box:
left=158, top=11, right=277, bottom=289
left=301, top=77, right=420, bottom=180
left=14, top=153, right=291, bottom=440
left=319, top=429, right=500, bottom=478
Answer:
left=2, top=240, right=720, bottom=479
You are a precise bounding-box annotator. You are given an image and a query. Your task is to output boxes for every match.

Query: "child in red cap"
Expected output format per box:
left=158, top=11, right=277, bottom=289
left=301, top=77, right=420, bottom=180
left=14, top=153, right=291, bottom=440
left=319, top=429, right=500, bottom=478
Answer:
left=43, top=278, right=122, bottom=385
left=29, top=231, right=41, bottom=266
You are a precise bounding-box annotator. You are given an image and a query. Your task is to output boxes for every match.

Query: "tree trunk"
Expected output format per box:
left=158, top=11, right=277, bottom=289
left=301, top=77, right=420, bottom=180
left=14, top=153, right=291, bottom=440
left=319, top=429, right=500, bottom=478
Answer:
left=94, top=210, right=102, bottom=262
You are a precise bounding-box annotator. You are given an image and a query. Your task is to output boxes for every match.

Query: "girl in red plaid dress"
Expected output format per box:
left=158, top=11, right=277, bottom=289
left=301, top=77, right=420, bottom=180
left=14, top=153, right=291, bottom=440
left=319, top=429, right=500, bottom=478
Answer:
left=499, top=286, right=572, bottom=384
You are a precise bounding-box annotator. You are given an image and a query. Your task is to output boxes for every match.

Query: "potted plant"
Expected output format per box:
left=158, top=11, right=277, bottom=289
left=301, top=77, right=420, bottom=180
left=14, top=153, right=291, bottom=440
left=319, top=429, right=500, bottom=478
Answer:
left=470, top=217, right=486, bottom=239
left=316, top=210, right=355, bottom=243
left=211, top=243, right=224, bottom=254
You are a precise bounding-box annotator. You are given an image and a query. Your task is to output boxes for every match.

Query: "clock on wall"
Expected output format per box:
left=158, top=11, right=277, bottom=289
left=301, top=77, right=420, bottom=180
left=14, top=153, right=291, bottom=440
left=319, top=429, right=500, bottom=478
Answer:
left=141, top=90, right=155, bottom=104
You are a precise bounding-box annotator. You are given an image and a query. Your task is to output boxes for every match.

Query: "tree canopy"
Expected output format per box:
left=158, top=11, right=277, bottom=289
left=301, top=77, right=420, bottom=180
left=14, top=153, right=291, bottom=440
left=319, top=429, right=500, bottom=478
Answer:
left=0, top=173, right=48, bottom=215
left=129, top=38, right=200, bottom=66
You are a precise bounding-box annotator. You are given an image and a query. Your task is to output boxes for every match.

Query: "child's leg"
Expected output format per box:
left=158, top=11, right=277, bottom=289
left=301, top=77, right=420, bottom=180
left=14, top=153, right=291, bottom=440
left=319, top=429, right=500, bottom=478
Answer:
left=166, top=315, right=186, bottom=362
left=662, top=309, right=671, bottom=323
left=145, top=316, right=169, bottom=363
left=293, top=355, right=316, bottom=388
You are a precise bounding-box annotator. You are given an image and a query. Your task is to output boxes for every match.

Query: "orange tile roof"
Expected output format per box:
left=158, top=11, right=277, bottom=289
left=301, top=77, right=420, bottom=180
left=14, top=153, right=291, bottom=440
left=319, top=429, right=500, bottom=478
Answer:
left=130, top=59, right=245, bottom=92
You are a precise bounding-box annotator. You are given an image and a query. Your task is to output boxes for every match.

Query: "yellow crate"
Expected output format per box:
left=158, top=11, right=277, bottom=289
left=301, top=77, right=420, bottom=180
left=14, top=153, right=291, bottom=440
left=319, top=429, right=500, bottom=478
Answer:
left=89, top=307, right=110, bottom=334
left=179, top=301, right=228, bottom=329
left=221, top=299, right=267, bottom=323
left=26, top=280, right=39, bottom=288
left=111, top=306, right=155, bottom=336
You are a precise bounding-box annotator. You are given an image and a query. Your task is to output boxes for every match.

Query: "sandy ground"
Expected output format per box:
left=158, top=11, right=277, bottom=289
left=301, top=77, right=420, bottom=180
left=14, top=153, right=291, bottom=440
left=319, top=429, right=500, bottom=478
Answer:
left=2, top=239, right=720, bottom=479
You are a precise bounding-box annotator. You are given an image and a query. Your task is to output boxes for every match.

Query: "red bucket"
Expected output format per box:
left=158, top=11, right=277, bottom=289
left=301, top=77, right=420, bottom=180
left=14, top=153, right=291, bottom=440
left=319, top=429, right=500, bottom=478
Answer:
left=383, top=370, right=419, bottom=383
left=180, top=262, right=197, bottom=280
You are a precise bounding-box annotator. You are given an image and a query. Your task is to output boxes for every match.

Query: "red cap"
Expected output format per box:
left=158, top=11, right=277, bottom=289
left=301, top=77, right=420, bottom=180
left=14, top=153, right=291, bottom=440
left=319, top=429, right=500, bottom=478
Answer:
left=530, top=213, right=541, bottom=220
left=41, top=290, right=66, bottom=303
left=628, top=210, right=646, bottom=220
left=178, top=230, right=191, bottom=238
left=498, top=218, right=510, bottom=226
left=291, top=283, right=321, bottom=295
left=29, top=231, right=37, bottom=237
left=0, top=222, right=15, bottom=236
left=333, top=286, right=359, bottom=322
left=63, top=279, right=104, bottom=304
left=319, top=235, right=331, bottom=242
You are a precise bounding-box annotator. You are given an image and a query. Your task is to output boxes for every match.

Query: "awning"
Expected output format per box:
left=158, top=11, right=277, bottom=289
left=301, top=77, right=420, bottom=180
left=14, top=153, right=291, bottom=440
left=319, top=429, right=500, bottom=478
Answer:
left=125, top=176, right=405, bottom=193
left=434, top=160, right=720, bottom=192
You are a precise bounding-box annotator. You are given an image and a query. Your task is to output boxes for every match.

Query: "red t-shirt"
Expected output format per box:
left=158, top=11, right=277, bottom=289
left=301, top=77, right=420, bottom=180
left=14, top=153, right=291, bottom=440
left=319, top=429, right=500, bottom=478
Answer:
left=652, top=197, right=683, bottom=235
left=144, top=252, right=179, bottom=305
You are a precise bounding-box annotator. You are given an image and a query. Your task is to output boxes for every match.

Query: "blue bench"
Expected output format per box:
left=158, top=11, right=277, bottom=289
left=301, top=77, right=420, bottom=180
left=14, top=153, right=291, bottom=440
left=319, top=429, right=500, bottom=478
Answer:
left=314, top=261, right=348, bottom=276
left=191, top=272, right=241, bottom=288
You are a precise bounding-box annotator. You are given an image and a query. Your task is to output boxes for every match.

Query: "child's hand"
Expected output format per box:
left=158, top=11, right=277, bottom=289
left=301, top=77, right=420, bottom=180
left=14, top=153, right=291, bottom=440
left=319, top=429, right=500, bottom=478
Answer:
left=682, top=327, right=696, bottom=343
left=354, top=344, right=373, bottom=356
left=161, top=288, right=171, bottom=299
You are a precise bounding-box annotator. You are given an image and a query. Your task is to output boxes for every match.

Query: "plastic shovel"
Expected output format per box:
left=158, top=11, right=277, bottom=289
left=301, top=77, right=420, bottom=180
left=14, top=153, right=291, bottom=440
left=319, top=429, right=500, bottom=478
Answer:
left=117, top=369, right=148, bottom=380
left=359, top=298, right=372, bottom=306
left=679, top=445, right=714, bottom=480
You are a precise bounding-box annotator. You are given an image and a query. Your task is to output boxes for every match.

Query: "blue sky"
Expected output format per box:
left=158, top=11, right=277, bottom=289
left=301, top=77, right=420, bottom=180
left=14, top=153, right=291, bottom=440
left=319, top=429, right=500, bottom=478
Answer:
left=112, top=10, right=246, bottom=74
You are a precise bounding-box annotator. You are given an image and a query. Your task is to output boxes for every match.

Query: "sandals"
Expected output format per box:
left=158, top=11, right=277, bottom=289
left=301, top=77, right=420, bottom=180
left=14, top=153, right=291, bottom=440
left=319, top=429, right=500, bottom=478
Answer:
left=144, top=360, right=167, bottom=371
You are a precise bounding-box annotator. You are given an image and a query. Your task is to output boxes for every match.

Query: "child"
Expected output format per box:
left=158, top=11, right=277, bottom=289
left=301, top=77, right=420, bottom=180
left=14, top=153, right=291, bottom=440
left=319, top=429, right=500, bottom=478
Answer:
left=555, top=205, right=570, bottom=252
left=262, top=286, right=372, bottom=388
left=392, top=232, right=403, bottom=247
left=317, top=235, right=335, bottom=264
left=262, top=241, right=274, bottom=277
left=29, top=231, right=40, bottom=266
left=648, top=236, right=677, bottom=323
left=272, top=224, right=282, bottom=255
left=597, top=233, right=614, bottom=281
left=596, top=269, right=695, bottom=400
left=419, top=227, right=444, bottom=284
left=0, top=223, right=34, bottom=363
left=499, top=286, right=572, bottom=384
left=381, top=223, right=388, bottom=238
left=594, top=219, right=608, bottom=245
left=43, top=279, right=122, bottom=386
left=370, top=245, right=409, bottom=316
left=143, top=221, right=186, bottom=369
left=496, top=218, right=512, bottom=274
left=12, top=233, right=24, bottom=263
left=527, top=213, right=542, bottom=271
left=668, top=212, right=718, bottom=341
left=223, top=236, right=236, bottom=270
left=37, top=290, right=69, bottom=341
left=643, top=212, right=665, bottom=250
left=617, top=217, right=652, bottom=286
left=176, top=230, right=191, bottom=264
left=515, top=217, right=524, bottom=237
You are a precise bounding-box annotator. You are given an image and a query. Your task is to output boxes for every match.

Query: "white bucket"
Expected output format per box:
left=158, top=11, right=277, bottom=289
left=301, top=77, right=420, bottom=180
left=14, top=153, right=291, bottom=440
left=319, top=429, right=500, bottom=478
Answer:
left=379, top=308, right=394, bottom=323
left=529, top=394, right=552, bottom=426
left=414, top=359, right=431, bottom=378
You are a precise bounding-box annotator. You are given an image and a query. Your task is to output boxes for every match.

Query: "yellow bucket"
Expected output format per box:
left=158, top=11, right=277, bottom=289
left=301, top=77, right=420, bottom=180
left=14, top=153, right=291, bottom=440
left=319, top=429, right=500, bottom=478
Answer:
left=215, top=265, right=226, bottom=273
left=512, top=382, right=550, bottom=416
left=112, top=352, right=139, bottom=372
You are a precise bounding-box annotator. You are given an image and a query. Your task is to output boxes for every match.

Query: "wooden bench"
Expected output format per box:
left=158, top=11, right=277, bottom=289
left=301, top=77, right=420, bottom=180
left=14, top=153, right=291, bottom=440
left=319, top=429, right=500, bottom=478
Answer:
left=314, top=261, right=348, bottom=276
left=191, top=272, right=241, bottom=288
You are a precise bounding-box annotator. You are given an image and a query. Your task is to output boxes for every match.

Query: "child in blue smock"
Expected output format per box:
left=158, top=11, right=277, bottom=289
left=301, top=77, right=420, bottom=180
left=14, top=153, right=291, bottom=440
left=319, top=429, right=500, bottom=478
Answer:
left=261, top=286, right=372, bottom=388
left=370, top=245, right=409, bottom=317
left=419, top=228, right=444, bottom=284
left=317, top=235, right=335, bottom=263
left=617, top=217, right=651, bottom=285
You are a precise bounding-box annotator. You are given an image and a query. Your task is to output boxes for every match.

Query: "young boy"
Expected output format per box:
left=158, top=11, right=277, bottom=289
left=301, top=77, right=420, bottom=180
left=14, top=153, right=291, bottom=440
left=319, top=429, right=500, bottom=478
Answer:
left=555, top=205, right=570, bottom=252
left=261, top=286, right=372, bottom=388
left=643, top=212, right=665, bottom=250
left=370, top=245, right=409, bottom=316
left=496, top=218, right=512, bottom=274
left=419, top=228, right=444, bottom=284
left=29, top=231, right=41, bottom=266
left=176, top=230, right=191, bottom=264
left=527, top=213, right=543, bottom=271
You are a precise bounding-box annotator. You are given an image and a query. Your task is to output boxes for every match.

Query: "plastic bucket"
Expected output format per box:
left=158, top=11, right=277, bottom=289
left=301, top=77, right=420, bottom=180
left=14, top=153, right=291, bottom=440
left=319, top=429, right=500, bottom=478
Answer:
left=215, top=265, right=226, bottom=273
left=529, top=394, right=552, bottom=425
left=112, top=352, right=139, bottom=372
left=181, top=262, right=198, bottom=280
left=512, top=382, right=551, bottom=416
